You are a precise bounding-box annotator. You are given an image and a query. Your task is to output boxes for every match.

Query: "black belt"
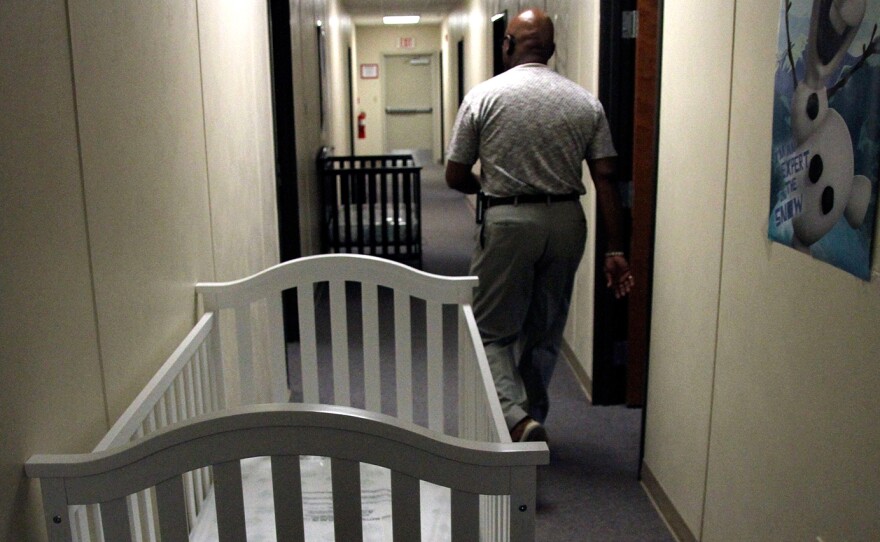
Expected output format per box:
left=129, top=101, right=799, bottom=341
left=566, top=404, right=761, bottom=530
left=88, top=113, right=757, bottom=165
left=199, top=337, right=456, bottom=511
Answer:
left=476, top=192, right=580, bottom=224
left=482, top=193, right=580, bottom=208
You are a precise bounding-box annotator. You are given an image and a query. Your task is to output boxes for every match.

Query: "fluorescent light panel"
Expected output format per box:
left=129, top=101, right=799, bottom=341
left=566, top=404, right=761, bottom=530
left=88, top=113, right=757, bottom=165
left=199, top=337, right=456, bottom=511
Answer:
left=383, top=15, right=420, bottom=24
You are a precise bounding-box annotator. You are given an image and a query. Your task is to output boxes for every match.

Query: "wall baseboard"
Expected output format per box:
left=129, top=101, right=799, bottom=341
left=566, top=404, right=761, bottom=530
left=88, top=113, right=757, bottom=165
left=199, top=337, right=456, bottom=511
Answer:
left=560, top=340, right=593, bottom=403
left=641, top=462, right=698, bottom=542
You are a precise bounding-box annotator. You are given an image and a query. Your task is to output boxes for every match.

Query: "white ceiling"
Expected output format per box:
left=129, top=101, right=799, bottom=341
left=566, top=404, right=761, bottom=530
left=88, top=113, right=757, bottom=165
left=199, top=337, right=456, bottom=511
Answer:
left=340, top=0, right=465, bottom=25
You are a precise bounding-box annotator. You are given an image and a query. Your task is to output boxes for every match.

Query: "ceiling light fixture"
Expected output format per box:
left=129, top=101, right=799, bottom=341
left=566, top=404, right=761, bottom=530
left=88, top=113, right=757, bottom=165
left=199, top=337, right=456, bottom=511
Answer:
left=383, top=15, right=420, bottom=25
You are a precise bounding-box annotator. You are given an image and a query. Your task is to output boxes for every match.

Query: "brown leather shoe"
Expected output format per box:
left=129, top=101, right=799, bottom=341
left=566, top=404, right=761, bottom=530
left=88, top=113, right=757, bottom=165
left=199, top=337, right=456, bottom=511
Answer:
left=510, top=417, right=548, bottom=442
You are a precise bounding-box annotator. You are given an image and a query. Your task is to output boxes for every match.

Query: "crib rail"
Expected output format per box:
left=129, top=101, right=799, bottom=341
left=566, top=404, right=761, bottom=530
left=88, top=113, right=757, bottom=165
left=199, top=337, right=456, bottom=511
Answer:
left=66, top=313, right=224, bottom=541
left=27, top=404, right=549, bottom=542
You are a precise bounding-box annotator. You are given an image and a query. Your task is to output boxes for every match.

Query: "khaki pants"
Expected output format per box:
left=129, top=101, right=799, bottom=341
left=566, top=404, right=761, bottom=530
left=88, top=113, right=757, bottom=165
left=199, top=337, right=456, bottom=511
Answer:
left=469, top=200, right=586, bottom=429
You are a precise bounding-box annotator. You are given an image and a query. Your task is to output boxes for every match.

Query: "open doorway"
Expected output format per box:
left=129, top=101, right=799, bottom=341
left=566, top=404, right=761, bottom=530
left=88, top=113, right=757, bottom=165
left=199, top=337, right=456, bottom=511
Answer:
left=594, top=1, right=662, bottom=410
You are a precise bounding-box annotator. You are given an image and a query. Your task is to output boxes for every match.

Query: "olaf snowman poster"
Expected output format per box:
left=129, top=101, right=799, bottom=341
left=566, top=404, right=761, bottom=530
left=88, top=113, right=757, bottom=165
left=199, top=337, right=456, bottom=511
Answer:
left=769, top=0, right=880, bottom=280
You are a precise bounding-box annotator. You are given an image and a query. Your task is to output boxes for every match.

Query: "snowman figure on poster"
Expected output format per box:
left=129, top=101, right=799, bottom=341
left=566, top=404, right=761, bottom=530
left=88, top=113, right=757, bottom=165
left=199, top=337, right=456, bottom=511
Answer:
left=782, top=0, right=874, bottom=252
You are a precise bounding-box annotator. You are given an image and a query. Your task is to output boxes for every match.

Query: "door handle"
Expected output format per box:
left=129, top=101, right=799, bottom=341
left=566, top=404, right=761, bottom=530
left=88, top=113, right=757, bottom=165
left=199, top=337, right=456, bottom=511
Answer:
left=385, top=107, right=433, bottom=114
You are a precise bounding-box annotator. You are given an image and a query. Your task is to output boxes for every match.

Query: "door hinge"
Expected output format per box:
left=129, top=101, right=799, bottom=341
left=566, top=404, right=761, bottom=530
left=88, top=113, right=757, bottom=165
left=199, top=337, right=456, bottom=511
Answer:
left=622, top=10, right=639, bottom=39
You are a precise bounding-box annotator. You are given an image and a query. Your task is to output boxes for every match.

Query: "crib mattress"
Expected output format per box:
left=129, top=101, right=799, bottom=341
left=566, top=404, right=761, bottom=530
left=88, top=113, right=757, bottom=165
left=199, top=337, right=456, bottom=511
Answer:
left=190, top=455, right=450, bottom=541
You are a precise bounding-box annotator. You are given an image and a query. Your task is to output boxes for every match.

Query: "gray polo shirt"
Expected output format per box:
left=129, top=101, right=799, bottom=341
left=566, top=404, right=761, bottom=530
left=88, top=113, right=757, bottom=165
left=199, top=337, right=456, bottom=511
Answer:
left=447, top=63, right=617, bottom=197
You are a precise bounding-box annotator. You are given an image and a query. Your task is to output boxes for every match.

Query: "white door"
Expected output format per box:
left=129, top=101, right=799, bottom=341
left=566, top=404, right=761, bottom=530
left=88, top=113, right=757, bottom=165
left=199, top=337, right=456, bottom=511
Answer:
left=383, top=54, right=436, bottom=163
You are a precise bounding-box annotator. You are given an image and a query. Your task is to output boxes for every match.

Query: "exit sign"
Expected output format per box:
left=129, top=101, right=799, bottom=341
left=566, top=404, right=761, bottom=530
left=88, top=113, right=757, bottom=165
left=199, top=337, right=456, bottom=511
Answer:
left=398, top=37, right=415, bottom=49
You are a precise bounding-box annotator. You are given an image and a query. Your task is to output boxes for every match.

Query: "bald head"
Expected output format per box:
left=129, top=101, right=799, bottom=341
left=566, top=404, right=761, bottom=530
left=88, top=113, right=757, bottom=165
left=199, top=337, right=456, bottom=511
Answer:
left=503, top=8, right=556, bottom=68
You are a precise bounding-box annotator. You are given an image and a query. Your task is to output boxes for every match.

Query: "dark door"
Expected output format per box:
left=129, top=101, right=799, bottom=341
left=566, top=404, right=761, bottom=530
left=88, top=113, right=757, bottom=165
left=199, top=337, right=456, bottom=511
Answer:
left=594, top=0, right=637, bottom=406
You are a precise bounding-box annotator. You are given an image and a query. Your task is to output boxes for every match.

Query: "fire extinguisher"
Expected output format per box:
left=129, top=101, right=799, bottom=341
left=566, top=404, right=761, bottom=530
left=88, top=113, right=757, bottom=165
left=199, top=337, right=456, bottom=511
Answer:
left=357, top=112, right=366, bottom=139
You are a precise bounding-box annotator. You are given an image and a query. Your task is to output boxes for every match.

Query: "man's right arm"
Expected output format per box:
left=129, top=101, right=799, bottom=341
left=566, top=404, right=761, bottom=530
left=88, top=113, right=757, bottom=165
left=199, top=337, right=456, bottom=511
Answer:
left=445, top=160, right=481, bottom=194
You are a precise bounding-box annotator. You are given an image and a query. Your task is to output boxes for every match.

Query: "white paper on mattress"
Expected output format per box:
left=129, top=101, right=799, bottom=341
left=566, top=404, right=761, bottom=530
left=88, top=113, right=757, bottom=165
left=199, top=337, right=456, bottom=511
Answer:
left=333, top=203, right=418, bottom=243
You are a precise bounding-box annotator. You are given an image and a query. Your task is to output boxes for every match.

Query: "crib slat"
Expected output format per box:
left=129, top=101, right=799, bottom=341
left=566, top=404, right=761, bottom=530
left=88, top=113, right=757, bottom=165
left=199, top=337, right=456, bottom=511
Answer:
left=379, top=174, right=389, bottom=254
left=213, top=461, right=247, bottom=542
left=71, top=505, right=89, bottom=542
left=189, top=359, right=206, bottom=506
left=450, top=489, right=479, bottom=541
left=391, top=471, right=420, bottom=541
left=394, top=291, right=413, bottom=422
left=125, top=492, right=143, bottom=542
left=330, top=280, right=351, bottom=406
left=134, top=488, right=157, bottom=542
left=156, top=476, right=188, bottom=542
left=457, top=309, right=471, bottom=440
left=362, top=283, right=382, bottom=413
left=89, top=502, right=105, bottom=542
left=194, top=350, right=212, bottom=501
left=426, top=300, right=444, bottom=432
left=175, top=377, right=187, bottom=423
left=267, top=293, right=289, bottom=403
left=297, top=283, right=320, bottom=403
left=330, top=458, right=363, bottom=541
left=271, top=455, right=305, bottom=542
left=234, top=305, right=255, bottom=405
left=391, top=171, right=401, bottom=251
left=206, top=320, right=226, bottom=411
left=100, top=497, right=132, bottom=542
left=194, top=348, right=207, bottom=417
left=178, top=367, right=198, bottom=521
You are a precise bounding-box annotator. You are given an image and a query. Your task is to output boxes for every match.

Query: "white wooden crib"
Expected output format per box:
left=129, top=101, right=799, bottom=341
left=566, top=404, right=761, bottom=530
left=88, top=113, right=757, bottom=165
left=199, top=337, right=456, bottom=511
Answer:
left=27, top=254, right=549, bottom=541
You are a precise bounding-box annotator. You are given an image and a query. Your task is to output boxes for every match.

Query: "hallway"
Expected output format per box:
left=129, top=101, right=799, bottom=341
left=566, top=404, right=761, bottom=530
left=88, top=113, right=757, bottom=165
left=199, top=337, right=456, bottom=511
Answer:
left=6, top=1, right=879, bottom=539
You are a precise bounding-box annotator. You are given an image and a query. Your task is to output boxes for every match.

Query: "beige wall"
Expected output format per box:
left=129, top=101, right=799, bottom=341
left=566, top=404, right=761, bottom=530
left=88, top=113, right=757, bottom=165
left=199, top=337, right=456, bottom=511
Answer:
left=353, top=24, right=443, bottom=157
left=645, top=0, right=880, bottom=540
left=0, top=1, right=281, bottom=538
left=0, top=2, right=108, bottom=536
left=67, top=0, right=216, bottom=420
left=326, top=0, right=354, bottom=155
left=643, top=1, right=733, bottom=535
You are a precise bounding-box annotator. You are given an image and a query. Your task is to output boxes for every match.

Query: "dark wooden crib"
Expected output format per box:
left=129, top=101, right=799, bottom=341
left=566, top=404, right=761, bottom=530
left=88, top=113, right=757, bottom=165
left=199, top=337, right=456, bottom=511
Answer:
left=318, top=150, right=422, bottom=268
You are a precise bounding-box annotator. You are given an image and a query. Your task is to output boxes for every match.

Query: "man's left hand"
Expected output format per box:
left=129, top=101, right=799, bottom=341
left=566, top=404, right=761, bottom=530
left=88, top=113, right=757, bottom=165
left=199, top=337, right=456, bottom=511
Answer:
left=604, top=254, right=634, bottom=299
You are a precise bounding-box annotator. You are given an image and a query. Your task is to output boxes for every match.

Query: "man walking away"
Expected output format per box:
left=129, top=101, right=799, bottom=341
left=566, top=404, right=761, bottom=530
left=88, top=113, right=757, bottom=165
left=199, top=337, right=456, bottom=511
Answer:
left=445, top=8, right=634, bottom=442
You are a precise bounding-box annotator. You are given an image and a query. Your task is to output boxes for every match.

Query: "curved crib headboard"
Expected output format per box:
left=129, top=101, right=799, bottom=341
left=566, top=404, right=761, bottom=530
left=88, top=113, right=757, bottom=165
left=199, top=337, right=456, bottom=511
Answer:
left=195, top=254, right=498, bottom=439
left=27, top=403, right=548, bottom=542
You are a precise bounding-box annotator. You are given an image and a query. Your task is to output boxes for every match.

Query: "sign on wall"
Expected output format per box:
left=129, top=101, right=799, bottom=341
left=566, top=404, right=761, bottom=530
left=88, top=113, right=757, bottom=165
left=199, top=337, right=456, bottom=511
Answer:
left=768, top=0, right=880, bottom=280
left=360, top=63, right=379, bottom=79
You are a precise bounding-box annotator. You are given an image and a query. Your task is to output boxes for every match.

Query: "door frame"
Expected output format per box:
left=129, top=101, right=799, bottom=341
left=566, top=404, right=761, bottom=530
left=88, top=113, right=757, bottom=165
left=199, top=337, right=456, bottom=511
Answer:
left=381, top=52, right=442, bottom=162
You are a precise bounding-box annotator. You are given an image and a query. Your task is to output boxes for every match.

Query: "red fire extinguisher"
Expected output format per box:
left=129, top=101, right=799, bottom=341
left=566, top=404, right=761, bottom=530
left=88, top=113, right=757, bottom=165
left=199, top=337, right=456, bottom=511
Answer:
left=357, top=112, right=366, bottom=139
